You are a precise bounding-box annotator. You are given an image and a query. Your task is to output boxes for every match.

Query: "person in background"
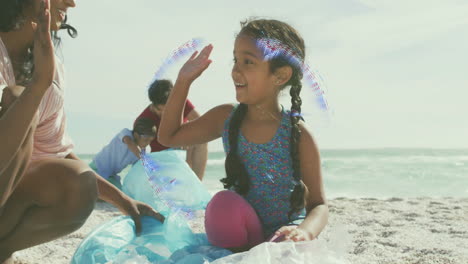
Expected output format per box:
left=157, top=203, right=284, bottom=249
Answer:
left=136, top=79, right=207, bottom=180
left=89, top=118, right=156, bottom=190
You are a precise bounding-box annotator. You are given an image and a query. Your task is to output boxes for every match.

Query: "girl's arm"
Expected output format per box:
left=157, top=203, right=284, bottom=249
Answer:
left=275, top=123, right=329, bottom=241
left=123, top=136, right=141, bottom=159
left=297, top=123, right=328, bottom=239
left=159, top=44, right=232, bottom=147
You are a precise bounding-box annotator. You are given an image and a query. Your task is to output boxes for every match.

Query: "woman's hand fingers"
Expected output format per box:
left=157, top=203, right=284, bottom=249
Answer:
left=36, top=0, right=52, bottom=50
left=32, top=0, right=55, bottom=91
left=124, top=200, right=166, bottom=235
left=138, top=203, right=165, bottom=223
left=126, top=204, right=143, bottom=235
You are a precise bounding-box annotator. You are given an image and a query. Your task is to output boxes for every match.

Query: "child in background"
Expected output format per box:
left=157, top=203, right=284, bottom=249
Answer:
left=135, top=79, right=208, bottom=180
left=159, top=18, right=328, bottom=251
left=90, top=118, right=156, bottom=189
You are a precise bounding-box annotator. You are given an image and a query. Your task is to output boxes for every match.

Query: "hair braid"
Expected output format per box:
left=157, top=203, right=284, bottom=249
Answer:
left=221, top=103, right=250, bottom=195
left=288, top=75, right=306, bottom=218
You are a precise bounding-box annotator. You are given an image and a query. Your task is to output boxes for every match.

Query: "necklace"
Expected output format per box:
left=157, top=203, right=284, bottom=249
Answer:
left=254, top=105, right=281, bottom=122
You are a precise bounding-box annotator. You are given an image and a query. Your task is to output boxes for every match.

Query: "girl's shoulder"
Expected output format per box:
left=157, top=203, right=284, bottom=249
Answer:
left=297, top=121, right=319, bottom=153
left=199, top=104, right=236, bottom=137
left=212, top=103, right=236, bottom=120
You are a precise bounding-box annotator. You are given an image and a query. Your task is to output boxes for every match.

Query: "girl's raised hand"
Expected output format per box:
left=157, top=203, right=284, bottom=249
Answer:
left=177, top=44, right=213, bottom=83
left=31, top=0, right=55, bottom=92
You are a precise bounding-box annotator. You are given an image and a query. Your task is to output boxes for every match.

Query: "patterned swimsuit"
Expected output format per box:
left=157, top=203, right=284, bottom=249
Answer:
left=222, top=105, right=306, bottom=237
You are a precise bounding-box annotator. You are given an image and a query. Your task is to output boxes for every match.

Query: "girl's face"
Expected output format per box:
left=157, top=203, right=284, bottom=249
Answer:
left=231, top=34, right=279, bottom=104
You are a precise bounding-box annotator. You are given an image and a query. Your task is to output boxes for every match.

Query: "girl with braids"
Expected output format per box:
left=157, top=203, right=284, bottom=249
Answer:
left=0, top=1, right=163, bottom=262
left=160, top=18, right=328, bottom=251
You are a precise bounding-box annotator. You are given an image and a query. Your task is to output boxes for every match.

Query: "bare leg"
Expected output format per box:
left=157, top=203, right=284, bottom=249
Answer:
left=185, top=143, right=208, bottom=180
left=0, top=159, right=98, bottom=262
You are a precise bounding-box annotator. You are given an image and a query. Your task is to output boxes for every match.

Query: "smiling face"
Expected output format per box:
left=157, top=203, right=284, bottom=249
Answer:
left=24, top=0, right=76, bottom=31
left=231, top=34, right=279, bottom=105
left=49, top=0, right=76, bottom=31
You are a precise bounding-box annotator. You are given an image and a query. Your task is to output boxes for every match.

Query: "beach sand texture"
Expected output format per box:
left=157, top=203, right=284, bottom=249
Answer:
left=12, top=198, right=468, bottom=264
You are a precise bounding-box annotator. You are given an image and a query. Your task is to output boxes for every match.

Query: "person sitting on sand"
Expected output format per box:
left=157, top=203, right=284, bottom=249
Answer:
left=159, top=18, right=328, bottom=252
left=135, top=79, right=207, bottom=180
left=89, top=118, right=156, bottom=190
left=0, top=1, right=163, bottom=262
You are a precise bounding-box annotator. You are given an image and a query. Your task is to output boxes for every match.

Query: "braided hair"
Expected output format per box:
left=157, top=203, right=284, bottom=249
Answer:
left=0, top=0, right=77, bottom=85
left=221, top=19, right=307, bottom=219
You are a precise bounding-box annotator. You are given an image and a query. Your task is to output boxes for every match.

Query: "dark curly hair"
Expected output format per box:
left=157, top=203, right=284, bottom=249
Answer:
left=148, top=79, right=173, bottom=106
left=0, top=0, right=32, bottom=32
left=0, top=0, right=78, bottom=85
left=133, top=117, right=157, bottom=136
left=221, top=18, right=307, bottom=219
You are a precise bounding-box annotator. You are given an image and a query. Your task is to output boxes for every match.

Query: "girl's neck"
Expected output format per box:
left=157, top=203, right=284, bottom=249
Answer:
left=246, top=102, right=282, bottom=122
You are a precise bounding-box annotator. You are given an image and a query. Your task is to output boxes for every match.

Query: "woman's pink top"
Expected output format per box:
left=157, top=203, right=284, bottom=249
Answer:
left=0, top=37, right=74, bottom=161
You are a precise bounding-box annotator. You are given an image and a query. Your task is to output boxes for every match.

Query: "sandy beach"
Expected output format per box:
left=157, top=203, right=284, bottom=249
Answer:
left=12, top=197, right=468, bottom=264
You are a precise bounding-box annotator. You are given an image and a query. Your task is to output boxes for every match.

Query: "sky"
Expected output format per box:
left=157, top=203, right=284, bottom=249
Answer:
left=58, top=0, right=468, bottom=154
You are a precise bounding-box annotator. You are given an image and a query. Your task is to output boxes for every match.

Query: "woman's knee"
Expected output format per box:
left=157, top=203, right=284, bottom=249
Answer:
left=28, top=161, right=99, bottom=225
left=59, top=170, right=98, bottom=224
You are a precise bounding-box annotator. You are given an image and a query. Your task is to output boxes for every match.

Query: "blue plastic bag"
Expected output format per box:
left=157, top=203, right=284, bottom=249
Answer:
left=122, top=150, right=212, bottom=217
left=71, top=150, right=230, bottom=263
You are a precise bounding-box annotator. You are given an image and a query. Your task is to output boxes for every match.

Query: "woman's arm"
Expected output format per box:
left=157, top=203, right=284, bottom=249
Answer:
left=65, top=152, right=164, bottom=233
left=0, top=86, right=46, bottom=172
left=0, top=0, right=55, bottom=173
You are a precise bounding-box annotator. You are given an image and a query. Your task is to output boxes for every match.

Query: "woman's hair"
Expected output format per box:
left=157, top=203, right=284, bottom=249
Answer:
left=148, top=79, right=173, bottom=106
left=0, top=0, right=32, bottom=32
left=0, top=0, right=78, bottom=85
left=133, top=117, right=157, bottom=136
left=221, top=18, right=306, bottom=219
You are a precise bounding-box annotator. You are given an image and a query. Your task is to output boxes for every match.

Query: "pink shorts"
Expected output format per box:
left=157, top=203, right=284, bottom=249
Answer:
left=204, top=190, right=265, bottom=248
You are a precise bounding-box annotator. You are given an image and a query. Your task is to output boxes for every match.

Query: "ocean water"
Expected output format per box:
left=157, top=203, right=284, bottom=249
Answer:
left=79, top=148, right=468, bottom=198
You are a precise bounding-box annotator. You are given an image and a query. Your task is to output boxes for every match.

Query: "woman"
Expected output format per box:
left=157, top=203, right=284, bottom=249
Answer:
left=0, top=0, right=163, bottom=262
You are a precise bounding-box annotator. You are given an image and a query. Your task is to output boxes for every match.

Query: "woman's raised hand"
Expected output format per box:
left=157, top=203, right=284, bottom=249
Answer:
left=177, top=44, right=213, bottom=83
left=31, top=0, right=55, bottom=92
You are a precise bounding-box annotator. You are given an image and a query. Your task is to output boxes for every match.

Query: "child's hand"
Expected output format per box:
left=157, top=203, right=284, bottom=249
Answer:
left=178, top=44, right=213, bottom=83
left=271, top=226, right=315, bottom=242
